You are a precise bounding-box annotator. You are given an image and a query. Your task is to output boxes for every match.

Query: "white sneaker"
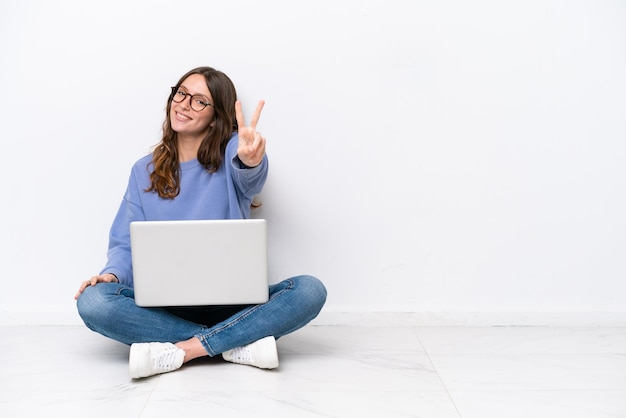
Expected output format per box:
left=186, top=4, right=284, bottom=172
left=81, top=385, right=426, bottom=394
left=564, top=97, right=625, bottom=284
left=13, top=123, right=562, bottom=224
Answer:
left=129, top=342, right=185, bottom=378
left=222, top=336, right=279, bottom=369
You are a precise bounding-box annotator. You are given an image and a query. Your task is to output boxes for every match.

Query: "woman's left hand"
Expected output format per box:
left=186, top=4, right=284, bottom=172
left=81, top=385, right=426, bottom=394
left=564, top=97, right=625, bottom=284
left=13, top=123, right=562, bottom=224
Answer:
left=74, top=273, right=118, bottom=300
left=236, top=100, right=266, bottom=168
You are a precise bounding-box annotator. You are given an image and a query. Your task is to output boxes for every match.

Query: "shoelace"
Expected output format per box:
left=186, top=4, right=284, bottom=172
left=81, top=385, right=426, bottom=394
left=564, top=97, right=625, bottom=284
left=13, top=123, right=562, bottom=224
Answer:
left=154, top=346, right=182, bottom=371
left=230, top=346, right=253, bottom=362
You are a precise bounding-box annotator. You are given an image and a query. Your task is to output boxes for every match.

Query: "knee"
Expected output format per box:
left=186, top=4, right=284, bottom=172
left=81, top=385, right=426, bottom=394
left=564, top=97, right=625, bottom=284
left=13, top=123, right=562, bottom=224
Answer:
left=76, top=284, right=117, bottom=327
left=291, top=275, right=327, bottom=311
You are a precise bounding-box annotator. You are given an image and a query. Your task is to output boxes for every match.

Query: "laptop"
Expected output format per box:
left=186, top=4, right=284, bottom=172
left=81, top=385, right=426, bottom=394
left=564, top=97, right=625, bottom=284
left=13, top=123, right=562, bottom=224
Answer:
left=130, top=219, right=269, bottom=307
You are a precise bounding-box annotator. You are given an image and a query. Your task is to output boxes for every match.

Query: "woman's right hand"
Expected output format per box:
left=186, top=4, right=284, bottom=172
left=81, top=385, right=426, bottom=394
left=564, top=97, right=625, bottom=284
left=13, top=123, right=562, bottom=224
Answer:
left=74, top=273, right=118, bottom=300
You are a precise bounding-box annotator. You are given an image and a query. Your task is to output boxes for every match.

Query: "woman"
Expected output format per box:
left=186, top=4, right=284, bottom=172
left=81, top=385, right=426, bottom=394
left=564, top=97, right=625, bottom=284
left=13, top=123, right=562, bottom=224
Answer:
left=75, top=66, right=327, bottom=379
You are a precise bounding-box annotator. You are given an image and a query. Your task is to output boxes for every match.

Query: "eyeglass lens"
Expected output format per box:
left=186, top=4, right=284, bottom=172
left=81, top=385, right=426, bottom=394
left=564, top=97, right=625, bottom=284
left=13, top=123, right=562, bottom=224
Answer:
left=171, top=88, right=211, bottom=111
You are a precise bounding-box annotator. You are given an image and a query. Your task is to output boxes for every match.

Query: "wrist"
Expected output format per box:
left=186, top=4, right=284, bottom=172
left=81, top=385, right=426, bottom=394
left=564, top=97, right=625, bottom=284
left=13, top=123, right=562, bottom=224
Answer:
left=239, top=158, right=259, bottom=169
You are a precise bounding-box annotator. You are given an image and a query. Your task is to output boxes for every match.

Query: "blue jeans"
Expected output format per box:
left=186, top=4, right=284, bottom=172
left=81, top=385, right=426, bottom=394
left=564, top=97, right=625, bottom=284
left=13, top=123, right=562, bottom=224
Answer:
left=76, top=275, right=327, bottom=356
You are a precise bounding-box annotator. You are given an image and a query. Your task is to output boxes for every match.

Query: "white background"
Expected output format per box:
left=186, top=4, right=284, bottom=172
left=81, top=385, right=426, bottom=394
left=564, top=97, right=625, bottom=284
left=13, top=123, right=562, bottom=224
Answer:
left=1, top=0, right=625, bottom=325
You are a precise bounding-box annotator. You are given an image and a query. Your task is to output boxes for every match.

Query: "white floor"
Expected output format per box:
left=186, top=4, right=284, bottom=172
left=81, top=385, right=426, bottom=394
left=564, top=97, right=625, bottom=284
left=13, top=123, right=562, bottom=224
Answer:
left=1, top=325, right=625, bottom=418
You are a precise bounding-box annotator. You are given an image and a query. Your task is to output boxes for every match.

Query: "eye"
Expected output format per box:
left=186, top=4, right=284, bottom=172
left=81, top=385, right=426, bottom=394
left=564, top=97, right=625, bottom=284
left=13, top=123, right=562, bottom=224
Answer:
left=197, top=98, right=210, bottom=107
left=175, top=89, right=187, bottom=98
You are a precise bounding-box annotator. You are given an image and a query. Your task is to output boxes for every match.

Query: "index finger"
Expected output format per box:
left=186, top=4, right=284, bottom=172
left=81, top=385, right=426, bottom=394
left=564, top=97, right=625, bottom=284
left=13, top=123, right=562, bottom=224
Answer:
left=235, top=100, right=265, bottom=130
left=235, top=100, right=246, bottom=130
left=74, top=282, right=88, bottom=300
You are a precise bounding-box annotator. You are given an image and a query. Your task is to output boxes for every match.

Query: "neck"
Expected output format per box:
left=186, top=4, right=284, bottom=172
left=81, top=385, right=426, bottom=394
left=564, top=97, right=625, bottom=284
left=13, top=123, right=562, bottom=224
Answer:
left=177, top=134, right=202, bottom=162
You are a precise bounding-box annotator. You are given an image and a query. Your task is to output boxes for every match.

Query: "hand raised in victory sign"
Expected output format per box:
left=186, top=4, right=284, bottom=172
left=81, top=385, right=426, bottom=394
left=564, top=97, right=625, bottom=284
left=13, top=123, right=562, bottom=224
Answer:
left=236, top=100, right=266, bottom=168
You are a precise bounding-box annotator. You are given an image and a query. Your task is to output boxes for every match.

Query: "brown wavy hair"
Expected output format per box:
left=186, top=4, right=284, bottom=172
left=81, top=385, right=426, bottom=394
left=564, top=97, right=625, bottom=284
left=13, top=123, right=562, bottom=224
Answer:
left=146, top=67, right=238, bottom=199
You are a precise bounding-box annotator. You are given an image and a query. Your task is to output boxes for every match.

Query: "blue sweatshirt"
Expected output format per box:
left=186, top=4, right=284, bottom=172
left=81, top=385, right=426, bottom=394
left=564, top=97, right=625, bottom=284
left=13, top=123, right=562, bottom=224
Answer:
left=100, top=134, right=268, bottom=287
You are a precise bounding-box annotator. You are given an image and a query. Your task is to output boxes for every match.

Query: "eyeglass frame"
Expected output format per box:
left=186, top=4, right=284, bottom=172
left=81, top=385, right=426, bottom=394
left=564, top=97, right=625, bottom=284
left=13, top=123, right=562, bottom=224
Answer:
left=170, top=86, right=214, bottom=111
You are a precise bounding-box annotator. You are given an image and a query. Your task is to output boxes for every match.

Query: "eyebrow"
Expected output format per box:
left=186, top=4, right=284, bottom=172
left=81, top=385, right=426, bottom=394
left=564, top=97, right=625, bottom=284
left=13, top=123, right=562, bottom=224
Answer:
left=178, top=85, right=210, bottom=98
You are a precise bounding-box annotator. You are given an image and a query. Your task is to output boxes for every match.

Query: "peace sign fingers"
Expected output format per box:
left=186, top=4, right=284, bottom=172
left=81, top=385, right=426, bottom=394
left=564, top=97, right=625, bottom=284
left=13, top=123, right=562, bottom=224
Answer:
left=236, top=100, right=265, bottom=134
left=236, top=100, right=267, bottom=167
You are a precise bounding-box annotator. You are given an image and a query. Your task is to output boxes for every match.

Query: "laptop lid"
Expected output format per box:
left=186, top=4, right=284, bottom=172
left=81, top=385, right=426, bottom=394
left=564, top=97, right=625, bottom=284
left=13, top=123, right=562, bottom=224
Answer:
left=130, top=219, right=269, bottom=307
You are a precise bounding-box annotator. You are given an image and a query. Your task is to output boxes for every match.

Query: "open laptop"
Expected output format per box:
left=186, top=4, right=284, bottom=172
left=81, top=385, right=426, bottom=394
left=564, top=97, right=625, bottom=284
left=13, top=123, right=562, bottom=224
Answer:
left=130, top=219, right=269, bottom=307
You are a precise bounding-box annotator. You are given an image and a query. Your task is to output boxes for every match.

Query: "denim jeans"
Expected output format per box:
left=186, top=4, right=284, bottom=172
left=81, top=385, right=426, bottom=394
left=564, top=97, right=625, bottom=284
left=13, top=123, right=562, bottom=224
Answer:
left=76, top=275, right=327, bottom=356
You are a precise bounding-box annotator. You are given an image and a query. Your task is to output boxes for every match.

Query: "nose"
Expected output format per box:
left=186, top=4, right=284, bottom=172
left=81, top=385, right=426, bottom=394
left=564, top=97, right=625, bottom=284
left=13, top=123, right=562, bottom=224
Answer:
left=178, top=95, right=192, bottom=110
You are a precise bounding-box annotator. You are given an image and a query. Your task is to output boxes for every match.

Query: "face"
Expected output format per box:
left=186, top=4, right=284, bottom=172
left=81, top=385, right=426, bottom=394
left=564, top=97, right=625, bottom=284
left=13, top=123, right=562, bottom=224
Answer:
left=170, top=73, right=216, bottom=140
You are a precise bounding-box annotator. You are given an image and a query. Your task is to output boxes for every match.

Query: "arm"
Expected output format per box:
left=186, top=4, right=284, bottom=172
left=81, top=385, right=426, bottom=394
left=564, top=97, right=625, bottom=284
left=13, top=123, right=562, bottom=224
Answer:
left=99, top=193, right=145, bottom=286
left=75, top=165, right=146, bottom=299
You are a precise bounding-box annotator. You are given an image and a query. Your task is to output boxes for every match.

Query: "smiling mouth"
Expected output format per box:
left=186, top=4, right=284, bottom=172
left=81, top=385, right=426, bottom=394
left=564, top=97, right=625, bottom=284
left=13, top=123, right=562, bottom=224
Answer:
left=175, top=112, right=191, bottom=121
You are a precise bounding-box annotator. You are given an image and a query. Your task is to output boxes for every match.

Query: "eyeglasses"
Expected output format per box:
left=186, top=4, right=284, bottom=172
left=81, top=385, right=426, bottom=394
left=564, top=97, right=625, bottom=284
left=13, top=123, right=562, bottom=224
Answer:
left=170, top=87, right=213, bottom=111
